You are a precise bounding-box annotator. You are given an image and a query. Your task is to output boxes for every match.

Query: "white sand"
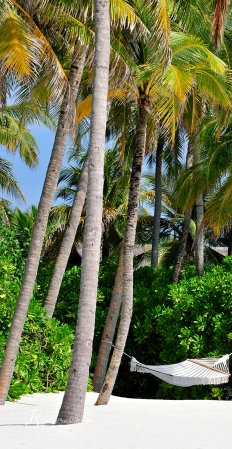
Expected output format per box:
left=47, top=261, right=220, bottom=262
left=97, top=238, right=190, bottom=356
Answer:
left=1, top=392, right=232, bottom=449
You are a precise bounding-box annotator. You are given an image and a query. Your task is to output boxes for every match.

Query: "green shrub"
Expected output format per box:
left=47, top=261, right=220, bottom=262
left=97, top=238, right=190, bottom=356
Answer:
left=0, top=256, right=76, bottom=400
left=120, top=258, right=232, bottom=400
left=35, top=256, right=232, bottom=400
left=3, top=210, right=232, bottom=402
left=0, top=222, right=92, bottom=400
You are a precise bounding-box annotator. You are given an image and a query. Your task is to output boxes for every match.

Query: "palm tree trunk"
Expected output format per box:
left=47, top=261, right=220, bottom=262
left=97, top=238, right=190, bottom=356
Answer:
left=44, top=155, right=89, bottom=318
left=151, top=139, right=163, bottom=266
left=228, top=228, right=232, bottom=255
left=171, top=143, right=194, bottom=284
left=0, top=46, right=87, bottom=405
left=56, top=0, right=110, bottom=424
left=195, top=194, right=204, bottom=276
left=95, top=99, right=149, bottom=406
left=44, top=98, right=112, bottom=319
left=93, top=246, right=124, bottom=392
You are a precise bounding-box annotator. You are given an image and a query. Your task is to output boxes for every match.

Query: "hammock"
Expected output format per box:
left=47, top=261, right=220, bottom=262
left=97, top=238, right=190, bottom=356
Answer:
left=130, top=354, right=231, bottom=387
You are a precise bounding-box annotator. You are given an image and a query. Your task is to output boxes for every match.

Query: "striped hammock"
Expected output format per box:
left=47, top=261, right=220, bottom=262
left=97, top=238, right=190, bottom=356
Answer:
left=130, top=354, right=231, bottom=387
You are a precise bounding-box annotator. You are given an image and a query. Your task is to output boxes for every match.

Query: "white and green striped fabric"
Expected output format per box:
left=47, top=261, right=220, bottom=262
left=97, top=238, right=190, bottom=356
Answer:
left=130, top=354, right=230, bottom=387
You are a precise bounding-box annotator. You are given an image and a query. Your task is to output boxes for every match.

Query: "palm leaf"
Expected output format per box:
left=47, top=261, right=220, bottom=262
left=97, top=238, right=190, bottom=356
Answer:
left=6, top=0, right=68, bottom=102
left=204, top=175, right=232, bottom=235
left=0, top=113, right=39, bottom=166
left=163, top=64, right=194, bottom=102
left=0, top=157, right=25, bottom=201
left=194, top=68, right=231, bottom=106
left=76, top=89, right=128, bottom=123
left=156, top=0, right=171, bottom=45
left=170, top=31, right=227, bottom=74
left=0, top=6, right=42, bottom=78
left=110, top=0, right=148, bottom=32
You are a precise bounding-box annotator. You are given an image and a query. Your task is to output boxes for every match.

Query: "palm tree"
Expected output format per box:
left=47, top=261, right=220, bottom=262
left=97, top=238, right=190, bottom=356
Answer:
left=172, top=73, right=231, bottom=283
left=55, top=0, right=110, bottom=425
left=150, top=136, right=164, bottom=266
left=0, top=0, right=145, bottom=404
left=193, top=146, right=204, bottom=276
left=43, top=155, right=89, bottom=318
left=175, top=113, right=232, bottom=241
left=171, top=142, right=195, bottom=283
left=96, top=16, right=231, bottom=405
left=0, top=0, right=90, bottom=403
left=94, top=0, right=170, bottom=404
left=92, top=245, right=124, bottom=392
left=43, top=136, right=132, bottom=317
left=42, top=0, right=148, bottom=318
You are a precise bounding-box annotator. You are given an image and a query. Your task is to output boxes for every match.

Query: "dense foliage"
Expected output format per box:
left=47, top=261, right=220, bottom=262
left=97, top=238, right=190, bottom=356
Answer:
left=47, top=255, right=232, bottom=400
left=1, top=218, right=232, bottom=401
left=0, top=220, right=91, bottom=401
left=121, top=260, right=232, bottom=400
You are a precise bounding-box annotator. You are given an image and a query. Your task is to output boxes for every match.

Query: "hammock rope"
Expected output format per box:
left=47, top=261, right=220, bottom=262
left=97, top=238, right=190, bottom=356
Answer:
left=102, top=339, right=231, bottom=387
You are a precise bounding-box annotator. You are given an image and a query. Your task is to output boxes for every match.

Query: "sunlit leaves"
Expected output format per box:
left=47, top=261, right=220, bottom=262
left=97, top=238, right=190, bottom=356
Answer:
left=0, top=157, right=25, bottom=201
left=0, top=113, right=39, bottom=167
left=0, top=6, right=42, bottom=78
left=163, top=65, right=194, bottom=102
left=204, top=176, right=232, bottom=235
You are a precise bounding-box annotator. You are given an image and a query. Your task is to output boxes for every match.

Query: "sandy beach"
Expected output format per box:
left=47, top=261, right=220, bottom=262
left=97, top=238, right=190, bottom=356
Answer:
left=1, top=392, right=232, bottom=449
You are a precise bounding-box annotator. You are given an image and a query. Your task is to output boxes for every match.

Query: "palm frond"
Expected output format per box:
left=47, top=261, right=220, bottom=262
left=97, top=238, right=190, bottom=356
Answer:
left=163, top=64, right=194, bottom=102
left=170, top=31, right=227, bottom=74
left=194, top=68, right=231, bottom=106
left=110, top=0, right=148, bottom=32
left=204, top=175, right=232, bottom=235
left=0, top=5, right=42, bottom=78
left=0, top=157, right=25, bottom=201
left=0, top=113, right=39, bottom=166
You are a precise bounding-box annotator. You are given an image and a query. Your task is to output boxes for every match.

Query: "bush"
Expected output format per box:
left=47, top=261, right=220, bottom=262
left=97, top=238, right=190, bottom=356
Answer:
left=120, top=258, right=232, bottom=400
left=0, top=221, right=92, bottom=400
left=3, top=211, right=232, bottom=402
left=0, top=254, right=77, bottom=400
left=48, top=258, right=232, bottom=400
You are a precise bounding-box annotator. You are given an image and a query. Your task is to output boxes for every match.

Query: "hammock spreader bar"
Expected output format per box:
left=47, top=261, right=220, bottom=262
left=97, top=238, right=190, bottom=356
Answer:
left=130, top=354, right=231, bottom=387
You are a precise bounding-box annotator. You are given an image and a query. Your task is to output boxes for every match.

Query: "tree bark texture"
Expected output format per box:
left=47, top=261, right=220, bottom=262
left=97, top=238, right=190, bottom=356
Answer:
left=171, top=143, right=194, bottom=284
left=44, top=155, right=89, bottom=318
left=195, top=193, right=204, bottom=276
left=95, top=102, right=149, bottom=406
left=151, top=139, right=163, bottom=266
left=92, top=246, right=124, bottom=392
left=0, top=46, right=87, bottom=405
left=56, top=0, right=110, bottom=424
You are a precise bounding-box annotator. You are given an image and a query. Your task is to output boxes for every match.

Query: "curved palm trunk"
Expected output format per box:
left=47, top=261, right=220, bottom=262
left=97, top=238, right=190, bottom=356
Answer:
left=151, top=139, right=163, bottom=266
left=93, top=246, right=124, bottom=392
left=56, top=0, right=110, bottom=425
left=171, top=143, right=194, bottom=284
left=195, top=194, right=204, bottom=276
left=44, top=155, right=89, bottom=318
left=44, top=99, right=112, bottom=319
left=0, top=46, right=87, bottom=405
left=95, top=101, right=149, bottom=406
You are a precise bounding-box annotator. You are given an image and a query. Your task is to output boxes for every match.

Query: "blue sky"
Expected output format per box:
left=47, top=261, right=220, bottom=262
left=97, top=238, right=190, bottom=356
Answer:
left=1, top=125, right=57, bottom=210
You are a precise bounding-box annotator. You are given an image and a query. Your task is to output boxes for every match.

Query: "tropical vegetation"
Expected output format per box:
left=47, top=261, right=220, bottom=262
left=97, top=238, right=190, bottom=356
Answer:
left=1, top=0, right=232, bottom=425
